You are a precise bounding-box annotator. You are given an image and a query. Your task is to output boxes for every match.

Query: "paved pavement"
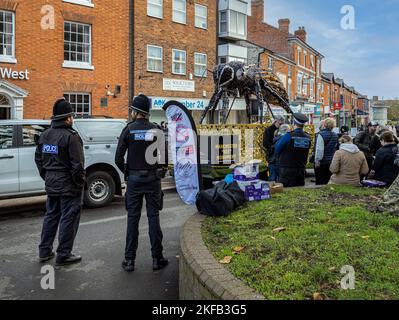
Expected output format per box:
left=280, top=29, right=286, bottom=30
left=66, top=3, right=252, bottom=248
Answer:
left=0, top=190, right=197, bottom=300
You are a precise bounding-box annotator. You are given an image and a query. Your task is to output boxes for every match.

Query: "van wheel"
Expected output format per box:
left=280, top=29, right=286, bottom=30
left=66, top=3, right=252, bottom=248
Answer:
left=84, top=171, right=115, bottom=208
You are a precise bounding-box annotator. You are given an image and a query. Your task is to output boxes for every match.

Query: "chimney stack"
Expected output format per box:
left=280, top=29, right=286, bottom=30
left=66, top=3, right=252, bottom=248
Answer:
left=278, top=19, right=290, bottom=33
left=295, top=26, right=307, bottom=42
left=251, top=0, right=264, bottom=22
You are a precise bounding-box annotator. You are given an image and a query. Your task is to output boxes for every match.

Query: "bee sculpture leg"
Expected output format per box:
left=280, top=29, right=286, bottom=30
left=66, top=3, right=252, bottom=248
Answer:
left=200, top=90, right=224, bottom=124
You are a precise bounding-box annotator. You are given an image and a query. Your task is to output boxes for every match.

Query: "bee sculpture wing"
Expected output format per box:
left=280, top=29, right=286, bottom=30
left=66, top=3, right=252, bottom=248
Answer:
left=260, top=69, right=292, bottom=114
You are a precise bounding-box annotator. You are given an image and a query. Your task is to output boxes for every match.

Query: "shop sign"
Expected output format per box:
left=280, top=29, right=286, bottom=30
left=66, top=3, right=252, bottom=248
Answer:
left=289, top=105, right=302, bottom=113
left=0, top=67, right=30, bottom=80
left=333, top=102, right=342, bottom=111
left=303, top=104, right=315, bottom=114
left=163, top=78, right=195, bottom=92
left=150, top=97, right=209, bottom=110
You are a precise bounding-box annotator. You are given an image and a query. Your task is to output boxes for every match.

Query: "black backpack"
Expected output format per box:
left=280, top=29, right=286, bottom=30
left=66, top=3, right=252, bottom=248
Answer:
left=196, top=181, right=246, bottom=217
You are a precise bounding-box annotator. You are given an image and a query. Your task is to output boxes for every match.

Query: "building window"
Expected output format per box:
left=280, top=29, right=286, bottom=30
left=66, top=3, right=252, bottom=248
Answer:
left=147, top=45, right=163, bottom=72
left=310, top=78, right=314, bottom=98
left=218, top=56, right=246, bottom=64
left=297, top=47, right=301, bottom=66
left=317, top=60, right=321, bottom=76
left=268, top=57, right=273, bottom=71
left=230, top=11, right=246, bottom=37
left=195, top=4, right=207, bottom=29
left=194, top=53, right=207, bottom=77
left=288, top=65, right=292, bottom=77
left=219, top=11, right=228, bottom=33
left=0, top=11, right=15, bottom=61
left=303, top=51, right=307, bottom=68
left=147, top=0, right=163, bottom=18
left=297, top=74, right=302, bottom=94
left=64, top=93, right=91, bottom=116
left=172, top=49, right=186, bottom=75
left=64, top=21, right=92, bottom=67
left=310, top=55, right=314, bottom=68
left=173, top=0, right=186, bottom=24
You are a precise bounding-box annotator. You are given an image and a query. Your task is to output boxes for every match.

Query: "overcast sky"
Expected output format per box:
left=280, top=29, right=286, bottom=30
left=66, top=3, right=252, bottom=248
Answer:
left=252, top=0, right=399, bottom=100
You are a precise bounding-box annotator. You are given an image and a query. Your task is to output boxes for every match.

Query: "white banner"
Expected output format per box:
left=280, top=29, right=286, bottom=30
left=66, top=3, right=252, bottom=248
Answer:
left=163, top=101, right=202, bottom=205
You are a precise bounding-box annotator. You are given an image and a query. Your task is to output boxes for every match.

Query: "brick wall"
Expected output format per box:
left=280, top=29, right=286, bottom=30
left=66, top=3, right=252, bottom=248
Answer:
left=133, top=0, right=217, bottom=101
left=248, top=1, right=291, bottom=59
left=0, top=0, right=130, bottom=119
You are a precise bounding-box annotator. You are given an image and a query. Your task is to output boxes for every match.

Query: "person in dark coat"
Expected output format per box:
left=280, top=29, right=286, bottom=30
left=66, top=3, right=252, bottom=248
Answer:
left=314, top=118, right=339, bottom=185
left=369, top=131, right=399, bottom=187
left=263, top=116, right=285, bottom=169
left=268, top=124, right=291, bottom=182
left=354, top=121, right=379, bottom=172
left=115, top=94, right=168, bottom=272
left=275, top=113, right=312, bottom=187
left=35, top=98, right=85, bottom=266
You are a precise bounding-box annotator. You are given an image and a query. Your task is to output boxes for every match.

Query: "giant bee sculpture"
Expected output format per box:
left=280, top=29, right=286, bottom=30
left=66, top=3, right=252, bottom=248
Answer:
left=200, top=61, right=292, bottom=124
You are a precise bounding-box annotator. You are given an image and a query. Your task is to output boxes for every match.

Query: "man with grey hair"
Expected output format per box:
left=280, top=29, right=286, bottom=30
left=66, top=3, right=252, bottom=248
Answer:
left=263, top=116, right=285, bottom=178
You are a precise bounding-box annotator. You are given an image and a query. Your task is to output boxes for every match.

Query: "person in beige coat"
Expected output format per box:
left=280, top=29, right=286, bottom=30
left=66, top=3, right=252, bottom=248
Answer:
left=329, top=135, right=369, bottom=186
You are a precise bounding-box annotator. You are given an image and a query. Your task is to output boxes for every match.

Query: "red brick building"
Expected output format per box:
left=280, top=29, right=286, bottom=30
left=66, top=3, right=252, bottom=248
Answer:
left=248, top=0, right=325, bottom=125
left=133, top=0, right=217, bottom=124
left=0, top=0, right=130, bottom=120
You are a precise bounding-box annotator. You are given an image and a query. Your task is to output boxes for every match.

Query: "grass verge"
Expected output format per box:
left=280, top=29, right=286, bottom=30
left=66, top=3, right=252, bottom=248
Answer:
left=202, top=185, right=399, bottom=300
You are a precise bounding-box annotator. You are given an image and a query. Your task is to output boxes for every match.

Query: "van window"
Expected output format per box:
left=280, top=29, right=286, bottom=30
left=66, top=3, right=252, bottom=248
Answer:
left=74, top=121, right=126, bottom=142
left=22, top=124, right=50, bottom=147
left=0, top=125, right=13, bottom=149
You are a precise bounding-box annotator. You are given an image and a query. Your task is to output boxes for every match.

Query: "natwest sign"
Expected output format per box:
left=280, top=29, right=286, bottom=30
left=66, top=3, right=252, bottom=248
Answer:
left=0, top=67, right=30, bottom=80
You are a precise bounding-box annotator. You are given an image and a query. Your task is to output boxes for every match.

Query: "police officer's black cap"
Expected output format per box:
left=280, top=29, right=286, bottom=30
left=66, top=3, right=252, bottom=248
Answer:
left=293, top=113, right=309, bottom=126
left=52, top=98, right=74, bottom=120
left=130, top=94, right=151, bottom=115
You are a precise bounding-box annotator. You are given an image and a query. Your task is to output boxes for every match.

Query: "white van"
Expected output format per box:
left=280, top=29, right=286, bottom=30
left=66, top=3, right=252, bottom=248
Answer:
left=0, top=118, right=126, bottom=208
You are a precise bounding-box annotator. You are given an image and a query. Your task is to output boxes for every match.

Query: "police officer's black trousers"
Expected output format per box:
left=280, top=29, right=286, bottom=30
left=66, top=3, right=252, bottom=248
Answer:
left=125, top=175, right=164, bottom=260
left=39, top=194, right=82, bottom=259
left=278, top=167, right=306, bottom=187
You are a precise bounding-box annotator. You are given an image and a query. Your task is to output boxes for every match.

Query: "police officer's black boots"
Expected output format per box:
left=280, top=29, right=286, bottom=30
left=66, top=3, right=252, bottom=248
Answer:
left=153, top=257, right=169, bottom=271
left=55, top=254, right=82, bottom=267
left=122, top=259, right=135, bottom=272
left=39, top=252, right=55, bottom=263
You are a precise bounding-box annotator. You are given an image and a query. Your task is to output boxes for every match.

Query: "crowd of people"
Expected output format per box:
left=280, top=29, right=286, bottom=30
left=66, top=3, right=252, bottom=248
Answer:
left=263, top=115, right=399, bottom=188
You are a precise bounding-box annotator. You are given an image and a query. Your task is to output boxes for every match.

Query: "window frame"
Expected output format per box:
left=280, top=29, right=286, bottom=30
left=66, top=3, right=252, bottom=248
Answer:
left=62, top=0, right=94, bottom=8
left=172, top=0, right=186, bottom=25
left=297, top=47, right=301, bottom=66
left=268, top=57, right=273, bottom=71
left=63, top=21, right=93, bottom=70
left=172, top=49, right=186, bottom=75
left=219, top=10, right=228, bottom=34
left=297, top=73, right=302, bottom=95
left=147, top=0, right=163, bottom=19
left=147, top=45, right=163, bottom=73
left=0, top=124, right=16, bottom=150
left=194, top=4, right=207, bottom=29
left=20, top=124, right=51, bottom=148
left=0, top=10, right=16, bottom=63
left=194, top=52, right=207, bottom=77
left=63, top=92, right=92, bottom=116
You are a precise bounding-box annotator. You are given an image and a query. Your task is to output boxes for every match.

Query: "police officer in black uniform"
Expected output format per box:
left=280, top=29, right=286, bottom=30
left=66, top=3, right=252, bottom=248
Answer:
left=115, top=94, right=168, bottom=272
left=35, top=98, right=85, bottom=267
left=275, top=113, right=311, bottom=187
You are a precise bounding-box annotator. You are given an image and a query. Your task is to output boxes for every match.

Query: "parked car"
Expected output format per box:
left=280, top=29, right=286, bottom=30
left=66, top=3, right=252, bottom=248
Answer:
left=0, top=119, right=126, bottom=208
